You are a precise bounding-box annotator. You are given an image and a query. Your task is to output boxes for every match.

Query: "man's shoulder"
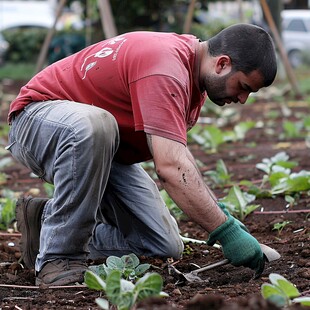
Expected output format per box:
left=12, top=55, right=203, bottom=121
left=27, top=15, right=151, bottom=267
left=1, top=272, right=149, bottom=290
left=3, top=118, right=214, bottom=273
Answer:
left=110, top=31, right=198, bottom=49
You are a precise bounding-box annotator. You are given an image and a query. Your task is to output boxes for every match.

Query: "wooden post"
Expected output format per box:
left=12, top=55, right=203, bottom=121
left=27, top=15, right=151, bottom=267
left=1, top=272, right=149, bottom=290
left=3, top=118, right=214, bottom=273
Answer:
left=260, top=0, right=302, bottom=98
left=97, top=0, right=117, bottom=38
left=183, top=0, right=196, bottom=33
left=35, top=0, right=67, bottom=73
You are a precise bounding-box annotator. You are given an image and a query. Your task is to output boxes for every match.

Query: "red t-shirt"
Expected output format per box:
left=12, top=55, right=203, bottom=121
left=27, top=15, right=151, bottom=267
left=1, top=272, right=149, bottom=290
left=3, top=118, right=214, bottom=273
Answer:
left=9, top=31, right=206, bottom=164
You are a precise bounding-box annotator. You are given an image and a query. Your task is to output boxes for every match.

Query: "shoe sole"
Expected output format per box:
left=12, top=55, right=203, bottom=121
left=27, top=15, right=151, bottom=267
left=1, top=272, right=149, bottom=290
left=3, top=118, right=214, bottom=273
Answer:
left=16, top=197, right=38, bottom=269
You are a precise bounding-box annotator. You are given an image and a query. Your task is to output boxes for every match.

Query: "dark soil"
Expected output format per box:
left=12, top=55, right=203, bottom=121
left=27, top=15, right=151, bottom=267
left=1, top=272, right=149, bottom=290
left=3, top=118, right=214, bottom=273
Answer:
left=0, top=80, right=309, bottom=309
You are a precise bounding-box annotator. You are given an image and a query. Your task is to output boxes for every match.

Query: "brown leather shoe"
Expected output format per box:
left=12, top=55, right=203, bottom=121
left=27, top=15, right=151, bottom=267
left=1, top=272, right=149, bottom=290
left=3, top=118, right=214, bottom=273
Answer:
left=15, top=197, right=48, bottom=269
left=36, top=259, right=87, bottom=287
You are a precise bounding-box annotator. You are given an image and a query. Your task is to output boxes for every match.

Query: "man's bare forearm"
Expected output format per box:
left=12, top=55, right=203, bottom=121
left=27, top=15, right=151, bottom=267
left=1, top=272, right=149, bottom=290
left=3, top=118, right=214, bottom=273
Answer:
left=147, top=134, right=226, bottom=232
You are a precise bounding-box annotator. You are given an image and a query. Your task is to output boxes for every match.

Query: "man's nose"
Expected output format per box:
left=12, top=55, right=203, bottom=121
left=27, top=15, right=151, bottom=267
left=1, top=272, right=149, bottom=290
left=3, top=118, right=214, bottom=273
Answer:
left=238, top=91, right=250, bottom=104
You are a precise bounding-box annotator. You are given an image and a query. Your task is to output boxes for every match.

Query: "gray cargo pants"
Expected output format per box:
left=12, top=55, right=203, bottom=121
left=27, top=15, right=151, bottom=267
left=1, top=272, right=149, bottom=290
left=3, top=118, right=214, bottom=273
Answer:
left=7, top=100, right=184, bottom=272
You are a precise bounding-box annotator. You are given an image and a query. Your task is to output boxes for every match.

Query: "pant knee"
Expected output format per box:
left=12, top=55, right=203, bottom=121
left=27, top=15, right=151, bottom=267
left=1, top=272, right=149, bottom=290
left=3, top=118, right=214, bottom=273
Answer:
left=150, top=235, right=184, bottom=259
left=164, top=238, right=184, bottom=259
left=78, top=109, right=119, bottom=153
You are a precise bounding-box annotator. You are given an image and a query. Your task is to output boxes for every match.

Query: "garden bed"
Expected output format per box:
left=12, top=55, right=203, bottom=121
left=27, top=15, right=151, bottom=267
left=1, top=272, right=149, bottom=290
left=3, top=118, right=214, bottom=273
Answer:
left=0, top=81, right=309, bottom=309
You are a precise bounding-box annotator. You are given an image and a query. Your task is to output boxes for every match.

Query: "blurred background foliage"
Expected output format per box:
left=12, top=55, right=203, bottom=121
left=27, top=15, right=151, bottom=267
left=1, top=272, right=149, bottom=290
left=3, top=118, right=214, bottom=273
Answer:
left=1, top=0, right=235, bottom=65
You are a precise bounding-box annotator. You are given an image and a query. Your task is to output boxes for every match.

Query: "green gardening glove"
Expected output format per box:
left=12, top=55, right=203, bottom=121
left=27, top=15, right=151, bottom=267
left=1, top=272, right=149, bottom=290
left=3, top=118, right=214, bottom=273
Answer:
left=217, top=202, right=249, bottom=233
left=207, top=211, right=265, bottom=273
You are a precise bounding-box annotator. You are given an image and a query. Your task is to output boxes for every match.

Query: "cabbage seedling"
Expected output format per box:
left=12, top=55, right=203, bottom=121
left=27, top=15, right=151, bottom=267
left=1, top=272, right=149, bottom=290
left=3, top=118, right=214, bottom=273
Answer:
left=261, top=273, right=310, bottom=307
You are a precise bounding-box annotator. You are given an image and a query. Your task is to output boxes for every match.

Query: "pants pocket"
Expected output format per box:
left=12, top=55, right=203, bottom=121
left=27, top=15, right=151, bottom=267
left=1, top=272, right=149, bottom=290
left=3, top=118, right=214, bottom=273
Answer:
left=6, top=140, right=46, bottom=180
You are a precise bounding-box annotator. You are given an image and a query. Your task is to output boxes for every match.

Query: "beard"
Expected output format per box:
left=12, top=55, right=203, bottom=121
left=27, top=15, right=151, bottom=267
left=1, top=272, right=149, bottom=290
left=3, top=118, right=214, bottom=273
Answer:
left=202, top=72, right=235, bottom=106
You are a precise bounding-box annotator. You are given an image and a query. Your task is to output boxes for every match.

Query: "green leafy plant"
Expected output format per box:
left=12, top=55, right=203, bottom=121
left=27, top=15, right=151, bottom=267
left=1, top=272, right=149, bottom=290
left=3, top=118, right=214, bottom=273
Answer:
left=232, top=121, right=256, bottom=140
left=88, top=253, right=150, bottom=281
left=0, top=172, right=8, bottom=186
left=284, top=194, right=297, bottom=209
left=160, top=189, right=184, bottom=221
left=281, top=120, right=303, bottom=139
left=85, top=269, right=168, bottom=310
left=219, top=185, right=260, bottom=221
left=0, top=189, right=17, bottom=230
left=261, top=273, right=310, bottom=307
left=270, top=170, right=310, bottom=195
left=253, top=152, right=310, bottom=196
left=204, top=159, right=233, bottom=188
left=188, top=121, right=255, bottom=153
left=256, top=152, right=298, bottom=176
left=43, top=183, right=55, bottom=198
left=272, top=221, right=292, bottom=236
left=183, top=244, right=194, bottom=255
left=193, top=125, right=225, bottom=153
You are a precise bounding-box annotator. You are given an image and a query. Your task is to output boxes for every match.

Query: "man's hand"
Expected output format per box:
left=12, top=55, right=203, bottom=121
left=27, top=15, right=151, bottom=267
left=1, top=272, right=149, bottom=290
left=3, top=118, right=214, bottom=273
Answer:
left=207, top=210, right=264, bottom=273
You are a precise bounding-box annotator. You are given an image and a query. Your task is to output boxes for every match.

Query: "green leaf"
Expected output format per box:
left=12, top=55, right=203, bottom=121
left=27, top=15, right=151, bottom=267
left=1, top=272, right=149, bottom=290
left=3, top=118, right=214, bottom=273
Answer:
left=293, top=297, right=310, bottom=306
left=106, top=270, right=122, bottom=304
left=283, top=120, right=301, bottom=138
left=84, top=270, right=107, bottom=291
left=271, top=183, right=291, bottom=195
left=261, top=283, right=288, bottom=307
left=120, top=278, right=135, bottom=292
left=261, top=283, right=284, bottom=299
left=116, top=291, right=135, bottom=310
left=267, top=294, right=288, bottom=307
left=287, top=175, right=310, bottom=192
left=217, top=159, right=228, bottom=175
left=106, top=256, right=123, bottom=270
left=203, top=125, right=225, bottom=151
left=243, top=204, right=260, bottom=217
left=234, top=121, right=255, bottom=140
left=269, top=171, right=290, bottom=188
left=135, top=273, right=164, bottom=302
left=269, top=274, right=300, bottom=298
left=95, top=298, right=109, bottom=310
left=256, top=162, right=271, bottom=174
left=122, top=253, right=139, bottom=269
left=190, top=133, right=207, bottom=146
left=285, top=195, right=295, bottom=204
left=277, top=279, right=300, bottom=298
left=0, top=197, right=16, bottom=230
left=233, top=186, right=249, bottom=208
left=88, top=264, right=107, bottom=279
left=135, top=263, right=151, bottom=276
left=275, top=160, right=298, bottom=169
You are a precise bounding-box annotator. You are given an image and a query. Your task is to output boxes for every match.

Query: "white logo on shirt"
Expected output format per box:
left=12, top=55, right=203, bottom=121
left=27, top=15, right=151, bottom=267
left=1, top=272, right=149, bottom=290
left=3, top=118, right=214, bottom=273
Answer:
left=80, top=36, right=126, bottom=80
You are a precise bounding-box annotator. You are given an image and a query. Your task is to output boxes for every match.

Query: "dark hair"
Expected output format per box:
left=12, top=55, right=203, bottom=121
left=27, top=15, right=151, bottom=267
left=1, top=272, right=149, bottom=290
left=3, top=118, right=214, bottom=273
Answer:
left=207, top=23, right=277, bottom=86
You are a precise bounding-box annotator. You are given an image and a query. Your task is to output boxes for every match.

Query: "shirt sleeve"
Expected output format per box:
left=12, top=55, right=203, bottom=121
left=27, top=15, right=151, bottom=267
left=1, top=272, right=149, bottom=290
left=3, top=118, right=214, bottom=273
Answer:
left=129, top=75, right=189, bottom=145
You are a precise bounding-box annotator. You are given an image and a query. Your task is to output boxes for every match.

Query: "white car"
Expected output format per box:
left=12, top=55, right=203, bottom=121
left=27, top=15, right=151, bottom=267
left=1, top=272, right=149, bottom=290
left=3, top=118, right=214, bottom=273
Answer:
left=282, top=10, right=310, bottom=68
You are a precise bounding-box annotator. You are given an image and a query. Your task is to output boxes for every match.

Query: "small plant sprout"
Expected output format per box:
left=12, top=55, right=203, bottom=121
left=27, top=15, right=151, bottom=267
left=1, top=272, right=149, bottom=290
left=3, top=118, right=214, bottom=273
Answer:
left=84, top=269, right=168, bottom=310
left=261, top=273, right=310, bottom=307
left=284, top=194, right=296, bottom=209
left=204, top=159, right=233, bottom=188
left=272, top=221, right=292, bottom=236
left=88, top=253, right=150, bottom=281
left=219, top=185, right=260, bottom=221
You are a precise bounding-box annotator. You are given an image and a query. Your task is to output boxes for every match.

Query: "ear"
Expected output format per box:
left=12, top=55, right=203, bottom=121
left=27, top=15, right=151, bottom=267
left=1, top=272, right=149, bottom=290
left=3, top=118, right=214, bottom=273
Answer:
left=215, top=55, right=232, bottom=74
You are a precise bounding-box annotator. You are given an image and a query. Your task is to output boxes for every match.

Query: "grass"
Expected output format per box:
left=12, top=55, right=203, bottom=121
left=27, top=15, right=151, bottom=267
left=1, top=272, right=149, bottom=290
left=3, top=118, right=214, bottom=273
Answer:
left=0, top=62, right=36, bottom=80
